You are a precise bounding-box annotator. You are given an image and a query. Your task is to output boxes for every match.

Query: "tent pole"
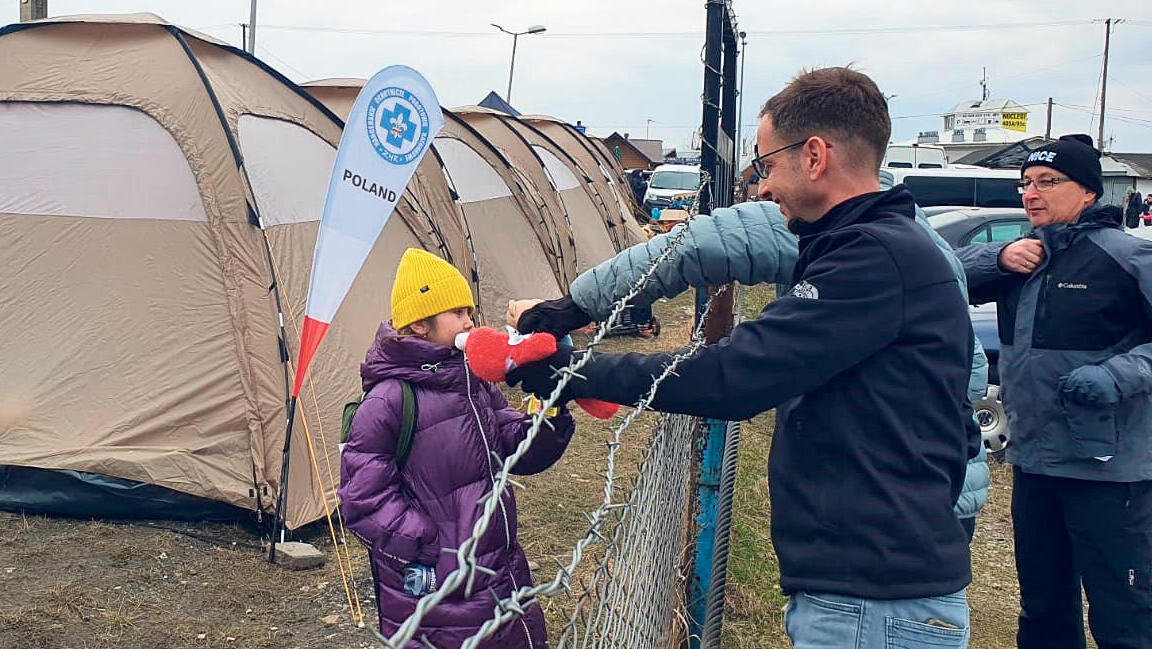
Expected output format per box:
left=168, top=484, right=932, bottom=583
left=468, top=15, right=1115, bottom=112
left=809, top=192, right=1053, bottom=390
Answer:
left=269, top=395, right=298, bottom=562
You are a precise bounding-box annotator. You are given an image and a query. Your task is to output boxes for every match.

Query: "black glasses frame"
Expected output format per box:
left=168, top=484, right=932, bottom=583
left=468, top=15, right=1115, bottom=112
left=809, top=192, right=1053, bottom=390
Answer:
left=750, top=139, right=809, bottom=178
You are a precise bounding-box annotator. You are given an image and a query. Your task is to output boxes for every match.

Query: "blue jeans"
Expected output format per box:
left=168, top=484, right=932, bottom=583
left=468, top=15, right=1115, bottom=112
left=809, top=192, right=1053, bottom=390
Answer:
left=784, top=589, right=970, bottom=649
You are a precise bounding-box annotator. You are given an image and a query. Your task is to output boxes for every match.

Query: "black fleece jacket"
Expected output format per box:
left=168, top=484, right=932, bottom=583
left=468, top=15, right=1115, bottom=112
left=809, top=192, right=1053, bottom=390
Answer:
left=562, top=187, right=974, bottom=599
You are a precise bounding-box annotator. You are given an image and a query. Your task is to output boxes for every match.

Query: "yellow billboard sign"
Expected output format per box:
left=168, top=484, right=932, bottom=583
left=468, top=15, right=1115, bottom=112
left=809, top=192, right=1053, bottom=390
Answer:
left=1002, top=111, right=1028, bottom=132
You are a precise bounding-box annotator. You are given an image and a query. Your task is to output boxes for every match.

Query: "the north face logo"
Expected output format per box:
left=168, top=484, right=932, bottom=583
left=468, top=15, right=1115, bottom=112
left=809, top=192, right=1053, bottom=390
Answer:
left=791, top=281, right=819, bottom=300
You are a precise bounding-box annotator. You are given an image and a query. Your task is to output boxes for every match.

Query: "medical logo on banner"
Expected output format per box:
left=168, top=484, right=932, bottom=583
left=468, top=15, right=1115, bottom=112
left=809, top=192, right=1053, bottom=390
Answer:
left=366, top=87, right=432, bottom=165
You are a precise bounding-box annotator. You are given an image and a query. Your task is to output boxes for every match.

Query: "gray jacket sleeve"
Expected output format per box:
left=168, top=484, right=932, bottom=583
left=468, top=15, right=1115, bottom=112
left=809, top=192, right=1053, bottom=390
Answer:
left=569, top=201, right=798, bottom=320
left=1100, top=239, right=1152, bottom=400
left=914, top=215, right=989, bottom=403
left=955, top=241, right=1015, bottom=305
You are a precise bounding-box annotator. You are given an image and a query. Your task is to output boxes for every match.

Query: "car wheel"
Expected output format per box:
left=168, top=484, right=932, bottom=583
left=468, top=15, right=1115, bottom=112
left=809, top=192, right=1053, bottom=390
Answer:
left=975, top=384, right=1009, bottom=459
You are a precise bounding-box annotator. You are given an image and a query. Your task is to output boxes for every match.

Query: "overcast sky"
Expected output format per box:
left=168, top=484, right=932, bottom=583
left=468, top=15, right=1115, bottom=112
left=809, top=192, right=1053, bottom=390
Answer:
left=5, top=1, right=1151, bottom=152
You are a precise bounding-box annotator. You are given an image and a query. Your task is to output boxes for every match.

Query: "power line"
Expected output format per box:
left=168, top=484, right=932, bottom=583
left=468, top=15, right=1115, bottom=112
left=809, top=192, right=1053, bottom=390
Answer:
left=255, top=44, right=310, bottom=81
left=1058, top=103, right=1152, bottom=129
left=197, top=19, right=1099, bottom=41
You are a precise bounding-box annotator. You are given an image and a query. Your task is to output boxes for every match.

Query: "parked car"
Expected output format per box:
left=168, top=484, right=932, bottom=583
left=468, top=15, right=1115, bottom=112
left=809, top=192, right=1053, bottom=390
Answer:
left=885, top=166, right=1021, bottom=208
left=969, top=303, right=1008, bottom=454
left=929, top=207, right=1031, bottom=249
left=642, top=164, right=700, bottom=215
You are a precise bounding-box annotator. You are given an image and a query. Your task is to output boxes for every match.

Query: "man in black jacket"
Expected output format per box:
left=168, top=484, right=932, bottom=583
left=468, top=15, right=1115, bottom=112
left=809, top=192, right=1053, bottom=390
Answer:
left=510, top=67, right=975, bottom=648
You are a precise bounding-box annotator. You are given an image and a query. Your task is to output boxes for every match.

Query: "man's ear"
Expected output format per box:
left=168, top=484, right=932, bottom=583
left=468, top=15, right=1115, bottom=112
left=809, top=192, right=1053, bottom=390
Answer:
left=803, top=137, right=831, bottom=181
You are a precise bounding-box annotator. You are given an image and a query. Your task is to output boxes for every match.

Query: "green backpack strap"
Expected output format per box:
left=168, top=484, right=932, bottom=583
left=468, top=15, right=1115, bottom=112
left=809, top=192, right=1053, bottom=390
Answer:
left=341, top=393, right=365, bottom=445
left=394, top=380, right=418, bottom=470
left=340, top=380, right=418, bottom=470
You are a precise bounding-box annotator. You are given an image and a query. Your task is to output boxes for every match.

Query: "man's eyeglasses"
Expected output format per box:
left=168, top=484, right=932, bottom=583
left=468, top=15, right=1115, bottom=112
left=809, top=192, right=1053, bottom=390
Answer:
left=1017, top=176, right=1073, bottom=194
left=751, top=139, right=808, bottom=178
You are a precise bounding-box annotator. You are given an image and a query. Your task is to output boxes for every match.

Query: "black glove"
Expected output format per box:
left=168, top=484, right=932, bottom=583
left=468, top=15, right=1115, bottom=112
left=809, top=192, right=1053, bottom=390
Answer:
left=516, top=296, right=592, bottom=338
left=506, top=344, right=579, bottom=404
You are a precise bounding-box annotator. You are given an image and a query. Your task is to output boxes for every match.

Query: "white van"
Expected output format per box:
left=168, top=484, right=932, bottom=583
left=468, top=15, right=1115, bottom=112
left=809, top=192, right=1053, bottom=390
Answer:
left=642, top=164, right=701, bottom=212
left=881, top=167, right=1021, bottom=209
left=882, top=144, right=947, bottom=169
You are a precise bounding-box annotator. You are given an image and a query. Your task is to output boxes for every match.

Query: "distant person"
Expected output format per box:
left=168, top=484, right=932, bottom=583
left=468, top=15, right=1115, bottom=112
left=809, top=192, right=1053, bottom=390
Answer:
left=1125, top=188, right=1143, bottom=229
left=627, top=168, right=648, bottom=209
left=339, top=249, right=574, bottom=648
left=958, top=134, right=1152, bottom=649
left=1144, top=193, right=1152, bottom=226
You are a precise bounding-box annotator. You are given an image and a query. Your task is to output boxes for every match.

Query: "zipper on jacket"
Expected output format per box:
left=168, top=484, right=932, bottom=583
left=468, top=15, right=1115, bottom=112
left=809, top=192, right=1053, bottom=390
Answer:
left=462, top=364, right=513, bottom=551
left=1035, top=267, right=1053, bottom=342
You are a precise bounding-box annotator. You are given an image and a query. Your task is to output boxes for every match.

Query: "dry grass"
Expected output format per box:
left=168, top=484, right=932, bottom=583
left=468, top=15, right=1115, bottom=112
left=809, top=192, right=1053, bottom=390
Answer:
left=0, top=288, right=1025, bottom=648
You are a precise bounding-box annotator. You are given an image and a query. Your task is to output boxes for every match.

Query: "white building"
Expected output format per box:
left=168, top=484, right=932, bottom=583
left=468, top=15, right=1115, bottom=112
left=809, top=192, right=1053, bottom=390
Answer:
left=910, top=98, right=1039, bottom=163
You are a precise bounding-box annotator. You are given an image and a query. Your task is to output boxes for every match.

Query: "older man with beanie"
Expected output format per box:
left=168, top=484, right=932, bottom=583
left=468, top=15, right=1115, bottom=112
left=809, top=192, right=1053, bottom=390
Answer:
left=958, top=134, right=1152, bottom=649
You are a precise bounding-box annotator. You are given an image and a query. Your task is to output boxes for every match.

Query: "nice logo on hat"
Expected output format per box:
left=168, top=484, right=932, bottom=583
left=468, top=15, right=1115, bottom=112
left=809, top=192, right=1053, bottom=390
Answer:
left=1027, top=151, right=1057, bottom=164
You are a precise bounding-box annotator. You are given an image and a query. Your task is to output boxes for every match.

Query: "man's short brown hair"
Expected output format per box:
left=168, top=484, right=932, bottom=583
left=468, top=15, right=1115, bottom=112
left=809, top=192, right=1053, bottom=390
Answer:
left=759, top=66, right=891, bottom=170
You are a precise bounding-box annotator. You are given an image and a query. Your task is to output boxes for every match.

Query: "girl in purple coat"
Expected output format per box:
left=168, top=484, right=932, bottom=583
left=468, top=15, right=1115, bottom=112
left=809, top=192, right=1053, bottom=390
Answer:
left=339, top=249, right=574, bottom=649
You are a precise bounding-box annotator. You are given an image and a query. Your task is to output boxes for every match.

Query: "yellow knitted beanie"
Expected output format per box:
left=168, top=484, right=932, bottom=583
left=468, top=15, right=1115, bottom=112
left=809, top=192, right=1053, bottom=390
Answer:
left=390, top=248, right=475, bottom=330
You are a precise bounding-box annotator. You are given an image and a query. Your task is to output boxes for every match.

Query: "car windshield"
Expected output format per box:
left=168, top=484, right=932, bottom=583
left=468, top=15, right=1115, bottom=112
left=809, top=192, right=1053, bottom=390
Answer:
left=649, top=170, right=700, bottom=191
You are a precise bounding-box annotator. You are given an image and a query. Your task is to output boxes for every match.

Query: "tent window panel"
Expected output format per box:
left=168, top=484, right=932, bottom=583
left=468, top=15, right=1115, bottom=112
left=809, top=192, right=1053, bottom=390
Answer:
left=238, top=115, right=336, bottom=227
left=432, top=137, right=513, bottom=204
left=0, top=102, right=206, bottom=221
left=532, top=146, right=581, bottom=191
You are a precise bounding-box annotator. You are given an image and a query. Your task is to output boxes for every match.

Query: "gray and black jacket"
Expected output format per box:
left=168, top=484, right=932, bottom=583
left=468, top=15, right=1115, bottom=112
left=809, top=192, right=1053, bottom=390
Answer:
left=958, top=204, right=1152, bottom=481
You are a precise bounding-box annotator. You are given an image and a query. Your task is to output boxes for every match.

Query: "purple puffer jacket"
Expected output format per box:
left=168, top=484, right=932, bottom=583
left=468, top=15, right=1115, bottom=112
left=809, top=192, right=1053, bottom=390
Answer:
left=339, top=323, right=574, bottom=649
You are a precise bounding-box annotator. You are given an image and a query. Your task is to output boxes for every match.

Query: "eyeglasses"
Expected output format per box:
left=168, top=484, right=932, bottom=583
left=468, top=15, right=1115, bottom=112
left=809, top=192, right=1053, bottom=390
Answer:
left=1017, top=176, right=1073, bottom=194
left=751, top=139, right=808, bottom=178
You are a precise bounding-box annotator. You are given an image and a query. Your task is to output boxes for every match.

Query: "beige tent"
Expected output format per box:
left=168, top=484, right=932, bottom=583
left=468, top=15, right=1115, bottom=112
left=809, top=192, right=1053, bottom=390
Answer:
left=455, top=106, right=623, bottom=272
left=0, top=14, right=470, bottom=528
left=522, top=115, right=647, bottom=246
left=498, top=114, right=631, bottom=254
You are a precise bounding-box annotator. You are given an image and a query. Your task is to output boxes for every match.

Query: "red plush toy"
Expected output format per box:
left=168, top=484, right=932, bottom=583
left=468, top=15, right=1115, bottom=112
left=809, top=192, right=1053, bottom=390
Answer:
left=454, top=327, right=620, bottom=420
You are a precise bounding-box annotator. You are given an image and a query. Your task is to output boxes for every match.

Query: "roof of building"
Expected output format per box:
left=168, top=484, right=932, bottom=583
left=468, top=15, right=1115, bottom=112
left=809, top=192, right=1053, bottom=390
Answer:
left=1110, top=153, right=1152, bottom=177
left=602, top=132, right=663, bottom=164
left=947, top=98, right=1028, bottom=114
left=950, top=136, right=1051, bottom=168
left=477, top=91, right=520, bottom=117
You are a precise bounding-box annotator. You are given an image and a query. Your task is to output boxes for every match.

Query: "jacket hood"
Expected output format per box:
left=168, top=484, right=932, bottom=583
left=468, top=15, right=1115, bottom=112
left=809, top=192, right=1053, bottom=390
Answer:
left=360, top=322, right=468, bottom=392
left=1076, top=202, right=1123, bottom=229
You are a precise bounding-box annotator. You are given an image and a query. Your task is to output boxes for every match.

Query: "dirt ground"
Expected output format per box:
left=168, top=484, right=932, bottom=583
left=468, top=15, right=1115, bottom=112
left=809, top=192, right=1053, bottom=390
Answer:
left=0, top=292, right=1024, bottom=649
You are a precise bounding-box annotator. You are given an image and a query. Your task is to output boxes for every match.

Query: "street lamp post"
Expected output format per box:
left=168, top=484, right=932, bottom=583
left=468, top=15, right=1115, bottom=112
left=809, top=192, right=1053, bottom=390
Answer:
left=491, top=23, right=546, bottom=105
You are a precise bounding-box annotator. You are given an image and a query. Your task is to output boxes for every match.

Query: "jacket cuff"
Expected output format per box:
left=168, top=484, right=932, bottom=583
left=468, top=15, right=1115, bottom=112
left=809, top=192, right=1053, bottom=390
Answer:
left=1101, top=354, right=1150, bottom=400
left=989, top=241, right=1016, bottom=275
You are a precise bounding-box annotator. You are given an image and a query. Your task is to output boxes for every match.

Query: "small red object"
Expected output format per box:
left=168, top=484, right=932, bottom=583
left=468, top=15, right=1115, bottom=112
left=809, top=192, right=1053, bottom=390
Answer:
left=458, top=327, right=620, bottom=420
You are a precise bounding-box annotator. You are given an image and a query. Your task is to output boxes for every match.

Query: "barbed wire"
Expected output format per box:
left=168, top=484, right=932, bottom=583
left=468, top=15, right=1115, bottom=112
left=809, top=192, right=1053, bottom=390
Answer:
left=464, top=286, right=725, bottom=648
left=377, top=172, right=713, bottom=648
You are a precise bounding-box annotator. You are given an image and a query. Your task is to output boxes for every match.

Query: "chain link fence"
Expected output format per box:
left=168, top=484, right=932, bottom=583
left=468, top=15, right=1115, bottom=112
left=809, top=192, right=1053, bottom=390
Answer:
left=376, top=173, right=735, bottom=649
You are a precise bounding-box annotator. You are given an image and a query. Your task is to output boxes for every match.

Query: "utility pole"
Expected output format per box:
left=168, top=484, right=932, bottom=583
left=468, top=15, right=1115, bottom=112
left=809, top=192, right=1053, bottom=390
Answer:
left=1046, top=97, right=1053, bottom=140
left=20, top=0, right=47, bottom=21
left=981, top=67, right=989, bottom=102
left=247, top=0, right=257, bottom=54
left=735, top=30, right=747, bottom=172
left=1098, top=18, right=1112, bottom=149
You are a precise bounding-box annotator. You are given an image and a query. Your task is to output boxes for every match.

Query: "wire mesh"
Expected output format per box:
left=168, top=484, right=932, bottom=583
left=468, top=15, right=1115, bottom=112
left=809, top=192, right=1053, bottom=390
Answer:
left=376, top=174, right=727, bottom=649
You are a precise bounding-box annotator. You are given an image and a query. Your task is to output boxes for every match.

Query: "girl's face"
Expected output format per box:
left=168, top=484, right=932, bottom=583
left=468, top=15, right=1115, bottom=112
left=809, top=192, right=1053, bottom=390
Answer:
left=411, top=307, right=474, bottom=347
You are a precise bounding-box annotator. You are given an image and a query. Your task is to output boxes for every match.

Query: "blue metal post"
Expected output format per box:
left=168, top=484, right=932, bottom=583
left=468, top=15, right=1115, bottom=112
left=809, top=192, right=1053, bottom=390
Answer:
left=688, top=417, right=727, bottom=647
